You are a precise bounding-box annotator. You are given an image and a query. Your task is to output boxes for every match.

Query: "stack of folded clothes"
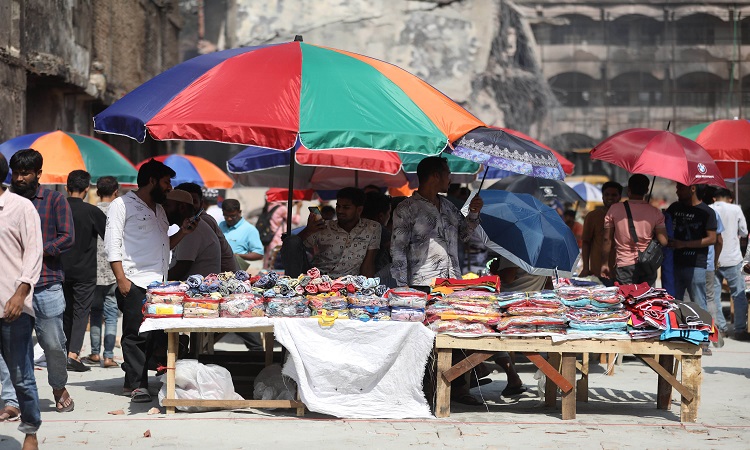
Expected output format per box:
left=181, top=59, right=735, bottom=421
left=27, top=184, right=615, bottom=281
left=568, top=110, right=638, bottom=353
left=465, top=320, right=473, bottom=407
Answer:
left=144, top=281, right=186, bottom=318
left=561, top=286, right=630, bottom=334
left=384, top=287, right=426, bottom=323
left=220, top=292, right=265, bottom=318
left=308, top=294, right=349, bottom=319
left=265, top=296, right=310, bottom=317
left=496, top=291, right=567, bottom=335
left=426, top=286, right=501, bottom=334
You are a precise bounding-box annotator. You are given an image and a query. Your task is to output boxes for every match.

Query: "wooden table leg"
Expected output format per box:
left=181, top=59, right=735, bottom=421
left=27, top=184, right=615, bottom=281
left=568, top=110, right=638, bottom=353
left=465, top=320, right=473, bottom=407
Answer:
left=656, top=355, right=675, bottom=410
left=560, top=353, right=576, bottom=420
left=607, top=353, right=616, bottom=376
left=576, top=353, right=589, bottom=402
left=296, top=389, right=305, bottom=417
left=545, top=352, right=560, bottom=407
left=264, top=332, right=274, bottom=367
left=680, top=355, right=702, bottom=423
left=435, top=348, right=452, bottom=418
left=166, top=332, right=178, bottom=415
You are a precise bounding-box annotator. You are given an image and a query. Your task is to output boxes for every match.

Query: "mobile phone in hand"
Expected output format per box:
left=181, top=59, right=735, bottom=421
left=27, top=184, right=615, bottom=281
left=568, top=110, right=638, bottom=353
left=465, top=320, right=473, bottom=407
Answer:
left=308, top=206, right=322, bottom=218
left=191, top=207, right=204, bottom=222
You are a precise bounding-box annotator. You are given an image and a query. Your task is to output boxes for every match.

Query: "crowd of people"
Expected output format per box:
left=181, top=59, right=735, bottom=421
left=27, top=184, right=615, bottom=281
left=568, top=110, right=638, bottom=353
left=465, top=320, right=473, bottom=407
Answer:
left=2, top=147, right=750, bottom=448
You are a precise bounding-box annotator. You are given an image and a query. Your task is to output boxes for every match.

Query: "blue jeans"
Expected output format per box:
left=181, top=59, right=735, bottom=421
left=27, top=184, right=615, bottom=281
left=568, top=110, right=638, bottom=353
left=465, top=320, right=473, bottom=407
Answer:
left=706, top=269, right=727, bottom=331
left=90, top=284, right=118, bottom=359
left=715, top=263, right=748, bottom=334
left=0, top=351, right=19, bottom=409
left=674, top=265, right=707, bottom=309
left=33, top=283, right=68, bottom=390
left=1, top=313, right=42, bottom=434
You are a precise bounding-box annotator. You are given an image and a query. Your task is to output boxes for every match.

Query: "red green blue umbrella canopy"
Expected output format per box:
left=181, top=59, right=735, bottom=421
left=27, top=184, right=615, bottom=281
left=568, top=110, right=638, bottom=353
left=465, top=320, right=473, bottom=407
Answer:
left=93, top=40, right=485, bottom=155
left=136, top=154, right=234, bottom=189
left=679, top=119, right=750, bottom=180
left=0, top=130, right=137, bottom=185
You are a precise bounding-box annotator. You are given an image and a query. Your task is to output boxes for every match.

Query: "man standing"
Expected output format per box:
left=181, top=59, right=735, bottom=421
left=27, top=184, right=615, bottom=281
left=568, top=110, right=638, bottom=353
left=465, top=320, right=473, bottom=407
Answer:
left=164, top=189, right=221, bottom=279
left=9, top=149, right=75, bottom=413
left=175, top=183, right=238, bottom=273
left=602, top=174, right=668, bottom=286
left=300, top=187, right=381, bottom=278
left=580, top=181, right=622, bottom=281
left=61, top=170, right=106, bottom=372
left=0, top=153, right=43, bottom=450
left=202, top=188, right=225, bottom=224
left=219, top=199, right=264, bottom=270
left=563, top=210, right=583, bottom=248
left=83, top=176, right=120, bottom=368
left=711, top=188, right=749, bottom=341
left=391, top=156, right=483, bottom=289
left=666, top=183, right=717, bottom=309
left=105, top=159, right=195, bottom=402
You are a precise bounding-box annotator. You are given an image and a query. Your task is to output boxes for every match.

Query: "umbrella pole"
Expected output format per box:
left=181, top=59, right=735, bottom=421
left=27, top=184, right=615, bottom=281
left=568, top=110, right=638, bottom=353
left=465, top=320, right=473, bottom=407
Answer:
left=736, top=162, right=740, bottom=204
left=286, top=145, right=296, bottom=236
left=647, top=176, right=656, bottom=203
left=476, top=166, right=490, bottom=192
left=355, top=170, right=359, bottom=188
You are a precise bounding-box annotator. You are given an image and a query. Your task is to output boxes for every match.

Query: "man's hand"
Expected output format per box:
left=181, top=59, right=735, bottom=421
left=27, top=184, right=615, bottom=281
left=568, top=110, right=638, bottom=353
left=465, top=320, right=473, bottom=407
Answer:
left=300, top=214, right=325, bottom=240
left=468, top=195, right=483, bottom=214
left=600, top=264, right=610, bottom=279
left=668, top=239, right=685, bottom=249
left=744, top=263, right=750, bottom=274
left=181, top=215, right=200, bottom=234
left=117, top=278, right=132, bottom=297
left=4, top=292, right=25, bottom=322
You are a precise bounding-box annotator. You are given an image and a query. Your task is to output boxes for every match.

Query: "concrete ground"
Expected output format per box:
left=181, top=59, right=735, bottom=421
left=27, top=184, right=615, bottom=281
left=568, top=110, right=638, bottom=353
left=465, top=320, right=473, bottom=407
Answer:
left=1, top=332, right=749, bottom=450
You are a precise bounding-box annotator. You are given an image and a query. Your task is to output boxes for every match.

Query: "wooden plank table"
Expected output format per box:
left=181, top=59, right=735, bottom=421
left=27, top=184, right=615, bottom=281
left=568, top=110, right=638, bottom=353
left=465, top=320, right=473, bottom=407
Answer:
left=434, top=335, right=702, bottom=422
left=161, top=324, right=305, bottom=416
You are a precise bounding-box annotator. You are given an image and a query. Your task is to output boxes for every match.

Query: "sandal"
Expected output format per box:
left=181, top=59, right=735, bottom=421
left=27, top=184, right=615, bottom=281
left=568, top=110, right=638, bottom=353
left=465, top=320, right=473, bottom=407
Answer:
left=54, top=389, right=75, bottom=413
left=81, top=354, right=101, bottom=365
left=0, top=405, right=20, bottom=421
left=469, top=377, right=493, bottom=389
left=501, top=385, right=528, bottom=397
left=131, top=388, right=152, bottom=403
left=452, top=392, right=484, bottom=406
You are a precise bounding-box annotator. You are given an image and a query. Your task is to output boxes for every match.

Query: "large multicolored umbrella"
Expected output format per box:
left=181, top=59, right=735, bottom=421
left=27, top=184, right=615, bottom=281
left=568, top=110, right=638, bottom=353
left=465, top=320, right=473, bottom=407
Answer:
left=0, top=130, right=137, bottom=185
left=227, top=142, right=480, bottom=189
left=476, top=190, right=580, bottom=277
left=679, top=119, right=750, bottom=181
left=450, top=127, right=566, bottom=181
left=136, top=154, right=234, bottom=189
left=590, top=129, right=726, bottom=188
left=93, top=40, right=484, bottom=156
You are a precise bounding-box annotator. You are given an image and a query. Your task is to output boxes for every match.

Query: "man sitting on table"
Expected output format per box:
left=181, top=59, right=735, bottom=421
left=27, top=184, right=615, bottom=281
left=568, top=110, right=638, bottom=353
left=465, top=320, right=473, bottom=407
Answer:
left=164, top=189, right=221, bottom=279
left=299, top=187, right=381, bottom=278
left=219, top=199, right=264, bottom=271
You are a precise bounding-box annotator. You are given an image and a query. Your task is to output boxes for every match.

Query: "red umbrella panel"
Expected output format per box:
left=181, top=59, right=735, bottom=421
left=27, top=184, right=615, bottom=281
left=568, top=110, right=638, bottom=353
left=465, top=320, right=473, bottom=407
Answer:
left=679, top=119, right=750, bottom=180
left=590, top=128, right=726, bottom=188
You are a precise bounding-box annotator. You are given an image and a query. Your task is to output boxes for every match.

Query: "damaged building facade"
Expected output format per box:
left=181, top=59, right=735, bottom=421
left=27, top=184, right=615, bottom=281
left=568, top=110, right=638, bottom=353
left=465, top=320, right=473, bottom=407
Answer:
left=0, top=0, right=182, bottom=163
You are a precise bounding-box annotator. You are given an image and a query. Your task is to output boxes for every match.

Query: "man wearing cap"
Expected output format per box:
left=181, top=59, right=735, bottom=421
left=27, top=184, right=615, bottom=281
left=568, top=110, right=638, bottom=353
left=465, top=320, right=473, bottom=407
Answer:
left=202, top=188, right=225, bottom=225
left=164, top=189, right=221, bottom=279
left=105, top=159, right=196, bottom=403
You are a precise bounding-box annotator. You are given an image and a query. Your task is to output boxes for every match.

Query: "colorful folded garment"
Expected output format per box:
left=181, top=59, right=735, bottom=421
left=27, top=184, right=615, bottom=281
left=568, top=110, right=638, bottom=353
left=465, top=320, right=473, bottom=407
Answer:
left=349, top=305, right=391, bottom=322
left=146, top=292, right=185, bottom=304
left=390, top=307, right=425, bottom=322
left=384, top=287, right=428, bottom=308
left=347, top=295, right=389, bottom=307
left=495, top=315, right=567, bottom=331
left=265, top=296, right=310, bottom=317
left=220, top=293, right=265, bottom=318
left=428, top=320, right=496, bottom=334
left=144, top=303, right=184, bottom=317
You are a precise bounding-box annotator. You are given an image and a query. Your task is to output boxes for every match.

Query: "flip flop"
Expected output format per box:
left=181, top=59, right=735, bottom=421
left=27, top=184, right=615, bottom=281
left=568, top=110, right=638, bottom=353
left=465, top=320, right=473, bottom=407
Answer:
left=501, top=385, right=528, bottom=397
left=0, top=405, right=20, bottom=421
left=452, top=393, right=484, bottom=406
left=131, top=388, right=152, bottom=403
left=54, top=390, right=75, bottom=413
left=469, top=377, right=493, bottom=389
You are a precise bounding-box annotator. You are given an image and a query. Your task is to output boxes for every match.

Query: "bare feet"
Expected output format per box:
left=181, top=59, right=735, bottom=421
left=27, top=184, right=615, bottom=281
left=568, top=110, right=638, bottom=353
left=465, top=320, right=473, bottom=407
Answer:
left=22, top=433, right=38, bottom=450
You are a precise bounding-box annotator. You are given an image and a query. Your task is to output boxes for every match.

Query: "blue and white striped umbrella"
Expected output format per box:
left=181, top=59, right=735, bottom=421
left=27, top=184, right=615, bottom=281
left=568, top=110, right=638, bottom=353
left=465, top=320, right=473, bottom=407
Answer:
left=565, top=181, right=602, bottom=203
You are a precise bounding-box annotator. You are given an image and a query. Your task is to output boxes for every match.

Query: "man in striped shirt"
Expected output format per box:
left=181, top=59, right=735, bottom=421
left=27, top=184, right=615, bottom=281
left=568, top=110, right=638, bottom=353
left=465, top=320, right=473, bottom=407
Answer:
left=10, top=149, right=75, bottom=414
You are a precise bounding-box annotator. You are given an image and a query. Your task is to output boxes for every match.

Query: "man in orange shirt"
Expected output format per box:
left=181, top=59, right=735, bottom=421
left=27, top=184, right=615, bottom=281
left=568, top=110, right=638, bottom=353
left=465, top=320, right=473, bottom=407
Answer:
left=580, top=182, right=623, bottom=281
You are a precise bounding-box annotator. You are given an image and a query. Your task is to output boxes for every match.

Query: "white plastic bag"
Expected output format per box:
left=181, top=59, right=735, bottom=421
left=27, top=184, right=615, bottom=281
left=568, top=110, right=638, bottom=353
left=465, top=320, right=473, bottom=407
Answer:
left=158, top=359, right=243, bottom=412
left=253, top=363, right=297, bottom=403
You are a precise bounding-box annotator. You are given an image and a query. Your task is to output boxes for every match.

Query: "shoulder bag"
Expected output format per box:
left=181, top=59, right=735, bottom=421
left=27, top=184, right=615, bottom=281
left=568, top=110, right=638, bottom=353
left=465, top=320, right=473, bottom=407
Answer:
left=623, top=201, right=664, bottom=275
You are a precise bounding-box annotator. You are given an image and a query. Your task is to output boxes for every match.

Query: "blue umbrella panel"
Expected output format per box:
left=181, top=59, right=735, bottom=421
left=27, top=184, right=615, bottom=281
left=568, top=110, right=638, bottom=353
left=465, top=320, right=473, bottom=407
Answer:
left=475, top=190, right=580, bottom=277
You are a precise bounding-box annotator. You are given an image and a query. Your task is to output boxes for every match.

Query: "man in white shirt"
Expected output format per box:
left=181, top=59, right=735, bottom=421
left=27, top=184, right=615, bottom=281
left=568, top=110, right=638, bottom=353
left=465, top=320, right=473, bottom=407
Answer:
left=164, top=189, right=221, bottom=279
left=105, top=159, right=196, bottom=403
left=711, top=188, right=749, bottom=340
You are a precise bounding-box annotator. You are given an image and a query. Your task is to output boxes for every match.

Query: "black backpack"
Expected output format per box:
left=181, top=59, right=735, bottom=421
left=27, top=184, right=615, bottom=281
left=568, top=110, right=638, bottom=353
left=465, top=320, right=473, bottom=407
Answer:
left=256, top=204, right=282, bottom=247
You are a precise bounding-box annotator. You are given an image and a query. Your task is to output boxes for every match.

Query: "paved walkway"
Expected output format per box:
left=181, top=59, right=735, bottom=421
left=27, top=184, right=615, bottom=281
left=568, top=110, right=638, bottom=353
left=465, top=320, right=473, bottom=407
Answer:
left=1, top=335, right=749, bottom=449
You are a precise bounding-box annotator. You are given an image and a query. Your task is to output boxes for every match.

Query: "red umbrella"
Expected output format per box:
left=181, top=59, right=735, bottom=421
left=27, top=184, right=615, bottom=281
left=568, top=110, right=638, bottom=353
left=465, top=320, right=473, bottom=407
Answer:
left=679, top=119, right=750, bottom=180
left=590, top=128, right=726, bottom=188
left=265, top=188, right=316, bottom=203
left=497, top=127, right=575, bottom=175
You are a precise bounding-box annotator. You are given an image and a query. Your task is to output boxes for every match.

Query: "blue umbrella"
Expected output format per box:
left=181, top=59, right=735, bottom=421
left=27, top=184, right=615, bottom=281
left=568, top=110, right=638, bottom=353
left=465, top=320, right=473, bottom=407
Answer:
left=475, top=190, right=580, bottom=277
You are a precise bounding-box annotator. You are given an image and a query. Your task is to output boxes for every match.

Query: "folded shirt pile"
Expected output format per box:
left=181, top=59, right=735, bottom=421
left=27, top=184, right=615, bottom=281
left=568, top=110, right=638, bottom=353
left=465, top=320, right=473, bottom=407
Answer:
left=144, top=281, right=187, bottom=318
left=220, top=293, right=265, bottom=318
left=426, top=280, right=500, bottom=334
left=384, top=287, right=427, bottom=323
left=496, top=292, right=567, bottom=335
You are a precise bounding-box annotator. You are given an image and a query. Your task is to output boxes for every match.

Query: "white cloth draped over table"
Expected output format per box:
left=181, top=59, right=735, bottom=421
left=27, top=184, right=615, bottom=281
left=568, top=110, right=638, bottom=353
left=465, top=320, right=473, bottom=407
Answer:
left=140, top=317, right=436, bottom=419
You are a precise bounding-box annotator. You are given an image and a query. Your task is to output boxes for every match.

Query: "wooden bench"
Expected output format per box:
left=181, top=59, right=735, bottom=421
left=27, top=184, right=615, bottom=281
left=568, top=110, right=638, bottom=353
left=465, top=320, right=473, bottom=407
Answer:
left=434, top=335, right=702, bottom=422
